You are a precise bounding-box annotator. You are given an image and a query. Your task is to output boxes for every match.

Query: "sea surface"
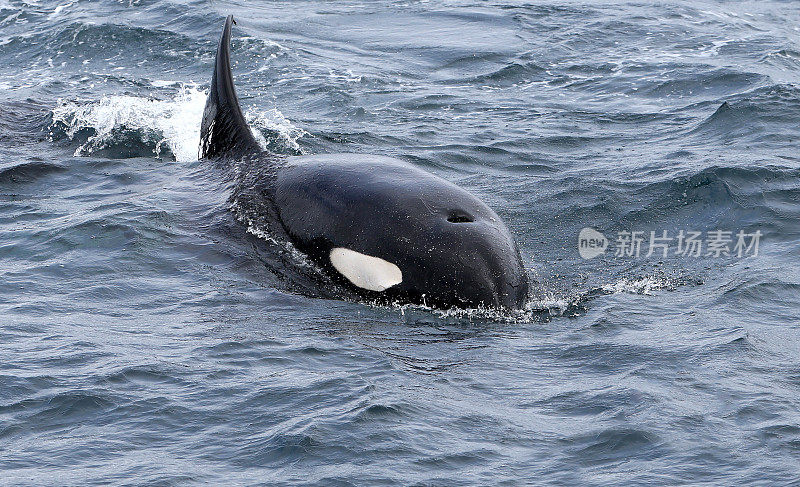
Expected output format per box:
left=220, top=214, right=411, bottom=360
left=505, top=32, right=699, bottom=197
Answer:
left=2, top=0, right=800, bottom=485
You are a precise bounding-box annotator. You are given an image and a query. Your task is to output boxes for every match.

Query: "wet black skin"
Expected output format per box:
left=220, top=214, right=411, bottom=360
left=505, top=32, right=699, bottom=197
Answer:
left=201, top=16, right=529, bottom=310
left=274, top=154, right=529, bottom=309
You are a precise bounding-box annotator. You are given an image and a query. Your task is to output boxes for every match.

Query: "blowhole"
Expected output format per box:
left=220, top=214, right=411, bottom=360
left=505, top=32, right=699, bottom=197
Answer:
left=447, top=211, right=474, bottom=223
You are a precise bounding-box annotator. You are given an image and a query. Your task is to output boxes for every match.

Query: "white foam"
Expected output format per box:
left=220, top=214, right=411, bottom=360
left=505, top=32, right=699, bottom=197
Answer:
left=52, top=84, right=207, bottom=161
left=245, top=108, right=307, bottom=152
left=526, top=294, right=575, bottom=315
left=51, top=84, right=306, bottom=162
left=150, top=80, right=181, bottom=88
left=49, top=0, right=75, bottom=18
left=601, top=276, right=673, bottom=295
left=328, top=69, right=362, bottom=83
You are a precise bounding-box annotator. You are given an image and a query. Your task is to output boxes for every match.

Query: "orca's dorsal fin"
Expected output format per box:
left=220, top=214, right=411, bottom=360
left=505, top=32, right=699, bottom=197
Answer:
left=199, top=15, right=260, bottom=160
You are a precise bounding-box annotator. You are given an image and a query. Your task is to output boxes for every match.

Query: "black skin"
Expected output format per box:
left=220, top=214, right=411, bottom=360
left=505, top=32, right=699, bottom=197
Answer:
left=201, top=16, right=530, bottom=310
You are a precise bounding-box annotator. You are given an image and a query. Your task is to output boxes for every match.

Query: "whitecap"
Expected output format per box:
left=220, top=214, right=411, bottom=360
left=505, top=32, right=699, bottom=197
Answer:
left=51, top=83, right=207, bottom=161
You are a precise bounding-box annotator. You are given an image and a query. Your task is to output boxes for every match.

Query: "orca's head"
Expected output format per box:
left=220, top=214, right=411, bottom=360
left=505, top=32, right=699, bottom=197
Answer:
left=275, top=154, right=530, bottom=311
left=321, top=174, right=530, bottom=310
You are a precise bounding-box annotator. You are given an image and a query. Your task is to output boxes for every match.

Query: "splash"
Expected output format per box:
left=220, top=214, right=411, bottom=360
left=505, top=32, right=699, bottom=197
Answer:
left=51, top=84, right=207, bottom=162
left=415, top=275, right=682, bottom=323
left=49, top=0, right=76, bottom=18
left=601, top=276, right=676, bottom=295
left=50, top=84, right=305, bottom=162
left=245, top=107, right=307, bottom=154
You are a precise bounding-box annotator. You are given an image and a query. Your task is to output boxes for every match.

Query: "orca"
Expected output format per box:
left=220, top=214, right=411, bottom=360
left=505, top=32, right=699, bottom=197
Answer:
left=200, top=16, right=529, bottom=310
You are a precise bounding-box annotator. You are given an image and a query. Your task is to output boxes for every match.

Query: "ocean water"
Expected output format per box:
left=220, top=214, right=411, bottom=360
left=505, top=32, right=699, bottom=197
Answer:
left=2, top=0, right=800, bottom=484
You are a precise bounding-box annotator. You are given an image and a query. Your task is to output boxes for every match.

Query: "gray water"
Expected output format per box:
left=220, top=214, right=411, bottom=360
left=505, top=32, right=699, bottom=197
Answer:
left=2, top=1, right=800, bottom=485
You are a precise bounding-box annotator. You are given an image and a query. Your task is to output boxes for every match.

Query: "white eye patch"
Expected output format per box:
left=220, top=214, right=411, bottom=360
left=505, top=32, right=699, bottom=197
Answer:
left=329, top=247, right=402, bottom=292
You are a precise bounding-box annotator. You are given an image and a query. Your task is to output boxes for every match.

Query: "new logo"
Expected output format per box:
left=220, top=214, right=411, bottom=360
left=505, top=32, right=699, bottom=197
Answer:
left=578, top=227, right=608, bottom=259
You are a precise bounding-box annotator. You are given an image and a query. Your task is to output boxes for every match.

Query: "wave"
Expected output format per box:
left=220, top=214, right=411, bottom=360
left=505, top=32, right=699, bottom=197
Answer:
left=49, top=84, right=306, bottom=162
left=50, top=84, right=207, bottom=161
left=629, top=165, right=800, bottom=240
left=352, top=273, right=687, bottom=325
left=642, top=67, right=767, bottom=99
left=0, top=161, right=66, bottom=184
left=684, top=84, right=800, bottom=145
left=461, top=61, right=547, bottom=87
left=553, top=163, right=800, bottom=248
